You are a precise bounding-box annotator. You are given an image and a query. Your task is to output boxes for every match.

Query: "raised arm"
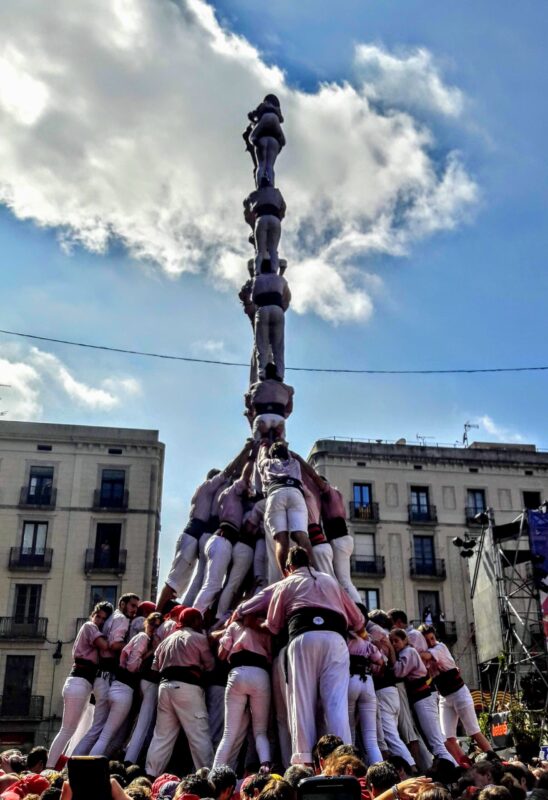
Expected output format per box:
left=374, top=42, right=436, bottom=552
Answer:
left=224, top=441, right=253, bottom=478
left=290, top=451, right=326, bottom=490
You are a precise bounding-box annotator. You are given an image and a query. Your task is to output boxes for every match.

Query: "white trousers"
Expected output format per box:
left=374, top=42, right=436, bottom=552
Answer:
left=166, top=532, right=199, bottom=595
left=194, top=535, right=233, bottom=615
left=182, top=533, right=211, bottom=607
left=47, top=676, right=92, bottom=768
left=266, top=487, right=307, bottom=536
left=348, top=675, right=383, bottom=764
left=252, top=413, right=286, bottom=440
left=90, top=680, right=133, bottom=756
left=217, top=542, right=254, bottom=618
left=439, top=685, right=480, bottom=737
left=255, top=304, right=285, bottom=380
left=72, top=673, right=111, bottom=755
left=125, top=679, right=158, bottom=764
left=331, top=535, right=362, bottom=605
left=264, top=526, right=283, bottom=586
left=414, top=694, right=458, bottom=765
left=145, top=681, right=213, bottom=777
left=287, top=631, right=351, bottom=764
left=376, top=687, right=415, bottom=766
left=254, top=215, right=281, bottom=276
left=311, top=542, right=335, bottom=577
left=254, top=136, right=280, bottom=187
left=397, top=682, right=418, bottom=742
left=213, top=666, right=271, bottom=768
left=272, top=649, right=292, bottom=768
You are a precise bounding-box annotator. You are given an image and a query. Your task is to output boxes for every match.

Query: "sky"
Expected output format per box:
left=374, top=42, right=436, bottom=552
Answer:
left=0, top=0, right=547, bottom=587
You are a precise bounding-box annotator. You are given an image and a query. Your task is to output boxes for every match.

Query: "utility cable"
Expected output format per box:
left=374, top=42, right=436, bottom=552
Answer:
left=1, top=328, right=547, bottom=375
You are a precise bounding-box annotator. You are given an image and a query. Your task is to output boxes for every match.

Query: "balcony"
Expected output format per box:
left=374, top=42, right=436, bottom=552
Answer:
left=9, top=547, right=53, bottom=571
left=408, top=504, right=437, bottom=524
left=465, top=507, right=486, bottom=525
left=18, top=486, right=57, bottom=509
left=84, top=548, right=127, bottom=574
left=409, top=557, right=446, bottom=579
left=0, top=617, right=48, bottom=640
left=349, top=502, right=379, bottom=522
left=351, top=556, right=386, bottom=577
left=92, top=489, right=129, bottom=511
left=0, top=695, right=44, bottom=720
left=411, top=619, right=457, bottom=643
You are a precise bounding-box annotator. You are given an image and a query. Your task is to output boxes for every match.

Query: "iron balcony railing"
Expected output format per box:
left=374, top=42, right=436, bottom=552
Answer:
left=409, top=557, right=446, bottom=579
left=84, top=548, right=127, bottom=573
left=408, top=503, right=437, bottom=524
left=92, top=489, right=129, bottom=510
left=0, top=617, right=48, bottom=640
left=411, top=619, right=457, bottom=642
left=9, top=547, right=53, bottom=570
left=350, top=556, right=386, bottom=576
left=0, top=695, right=44, bottom=719
left=19, top=486, right=57, bottom=508
left=349, top=501, right=379, bottom=522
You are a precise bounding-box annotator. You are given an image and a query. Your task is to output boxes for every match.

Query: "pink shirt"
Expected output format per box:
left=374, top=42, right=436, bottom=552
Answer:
left=392, top=644, right=428, bottom=680
left=244, top=499, right=266, bottom=534
left=120, top=631, right=151, bottom=673
left=406, top=626, right=428, bottom=654
left=157, top=619, right=177, bottom=640
left=429, top=641, right=457, bottom=672
left=102, top=609, right=130, bottom=659
left=266, top=567, right=364, bottom=635
left=320, top=485, right=346, bottom=521
left=152, top=628, right=214, bottom=673
left=302, top=474, right=321, bottom=524
left=218, top=477, right=248, bottom=528
left=237, top=584, right=276, bottom=618
left=348, top=635, right=384, bottom=665
left=257, top=445, right=301, bottom=488
left=220, top=621, right=271, bottom=662
left=73, top=621, right=104, bottom=663
left=190, top=472, right=230, bottom=522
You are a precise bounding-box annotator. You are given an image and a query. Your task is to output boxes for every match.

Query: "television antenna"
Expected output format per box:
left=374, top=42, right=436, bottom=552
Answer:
left=416, top=433, right=434, bottom=446
left=463, top=420, right=479, bottom=447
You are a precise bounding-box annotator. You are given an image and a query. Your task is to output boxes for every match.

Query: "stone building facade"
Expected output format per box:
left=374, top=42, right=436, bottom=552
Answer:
left=0, top=421, right=164, bottom=747
left=308, top=437, right=548, bottom=687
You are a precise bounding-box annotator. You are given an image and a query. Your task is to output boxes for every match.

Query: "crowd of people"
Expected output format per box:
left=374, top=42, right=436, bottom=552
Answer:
left=1, top=734, right=548, bottom=800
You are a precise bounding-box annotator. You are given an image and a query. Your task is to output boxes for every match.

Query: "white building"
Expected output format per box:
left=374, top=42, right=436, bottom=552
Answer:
left=0, top=421, right=164, bottom=748
left=308, top=437, right=548, bottom=686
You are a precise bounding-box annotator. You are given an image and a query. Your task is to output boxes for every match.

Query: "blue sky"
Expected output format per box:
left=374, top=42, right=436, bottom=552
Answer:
left=0, top=0, right=547, bottom=587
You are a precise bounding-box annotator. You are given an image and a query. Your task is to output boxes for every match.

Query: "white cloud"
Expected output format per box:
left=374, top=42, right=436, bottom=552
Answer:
left=355, top=44, right=464, bottom=117
left=0, top=347, right=141, bottom=418
left=191, top=339, right=227, bottom=358
left=477, top=415, right=525, bottom=443
left=0, top=0, right=477, bottom=322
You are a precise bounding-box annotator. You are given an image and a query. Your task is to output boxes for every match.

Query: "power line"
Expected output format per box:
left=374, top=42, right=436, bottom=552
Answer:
left=1, top=327, right=548, bottom=376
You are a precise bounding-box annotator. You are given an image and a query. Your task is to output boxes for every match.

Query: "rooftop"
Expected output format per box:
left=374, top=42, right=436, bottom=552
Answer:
left=0, top=420, right=162, bottom=446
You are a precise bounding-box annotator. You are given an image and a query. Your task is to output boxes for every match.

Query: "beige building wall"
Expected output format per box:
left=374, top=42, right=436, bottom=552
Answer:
left=0, top=421, right=164, bottom=748
left=308, top=438, right=548, bottom=688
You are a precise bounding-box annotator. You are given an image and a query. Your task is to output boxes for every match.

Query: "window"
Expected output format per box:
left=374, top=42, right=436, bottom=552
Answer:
left=27, top=466, right=53, bottom=505
left=94, top=523, right=121, bottom=568
left=418, top=591, right=440, bottom=622
left=414, top=535, right=435, bottom=567
left=21, top=522, right=48, bottom=565
left=523, top=491, right=541, bottom=510
left=354, top=533, right=375, bottom=561
left=2, top=656, right=34, bottom=716
left=14, top=585, right=41, bottom=623
left=410, top=486, right=435, bottom=522
left=467, top=489, right=486, bottom=517
left=90, top=585, right=117, bottom=611
left=352, top=483, right=375, bottom=519
left=360, top=589, right=380, bottom=610
left=99, top=469, right=126, bottom=507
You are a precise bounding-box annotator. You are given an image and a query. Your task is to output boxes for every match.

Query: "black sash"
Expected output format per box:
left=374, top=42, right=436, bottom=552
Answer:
left=205, top=515, right=220, bottom=534
left=323, top=517, right=348, bottom=541
left=256, top=203, right=281, bottom=218
left=255, top=292, right=283, bottom=309
left=288, top=607, right=347, bottom=643
left=267, top=475, right=303, bottom=496
left=405, top=675, right=432, bottom=705
left=254, top=402, right=286, bottom=416
left=373, top=667, right=396, bottom=691
left=70, top=658, right=97, bottom=685
left=433, top=668, right=465, bottom=697
left=349, top=654, right=371, bottom=682
left=115, top=667, right=139, bottom=690
left=140, top=655, right=160, bottom=685
left=218, top=524, right=240, bottom=546
left=229, top=650, right=270, bottom=672
left=308, top=523, right=327, bottom=546
left=160, top=665, right=204, bottom=686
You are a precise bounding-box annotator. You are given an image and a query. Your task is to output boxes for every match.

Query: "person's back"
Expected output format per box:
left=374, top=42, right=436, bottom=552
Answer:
left=249, top=378, right=293, bottom=409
